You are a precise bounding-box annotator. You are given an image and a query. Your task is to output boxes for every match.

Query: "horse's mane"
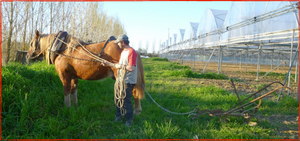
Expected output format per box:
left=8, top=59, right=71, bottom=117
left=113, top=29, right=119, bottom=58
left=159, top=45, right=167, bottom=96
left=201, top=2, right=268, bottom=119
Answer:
left=39, top=33, right=88, bottom=64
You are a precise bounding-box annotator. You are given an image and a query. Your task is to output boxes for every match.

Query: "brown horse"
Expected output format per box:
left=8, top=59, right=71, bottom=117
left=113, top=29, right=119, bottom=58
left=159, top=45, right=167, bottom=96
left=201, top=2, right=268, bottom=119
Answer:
left=26, top=30, right=145, bottom=115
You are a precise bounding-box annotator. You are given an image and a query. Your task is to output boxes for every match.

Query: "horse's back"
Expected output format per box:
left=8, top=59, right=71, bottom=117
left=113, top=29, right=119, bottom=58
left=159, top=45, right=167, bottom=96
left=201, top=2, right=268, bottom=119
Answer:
left=55, top=41, right=121, bottom=80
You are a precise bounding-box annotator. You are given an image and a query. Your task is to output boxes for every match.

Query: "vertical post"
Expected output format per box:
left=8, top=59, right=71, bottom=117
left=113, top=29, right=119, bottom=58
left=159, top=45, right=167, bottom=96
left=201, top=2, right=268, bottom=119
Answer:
left=193, top=53, right=195, bottom=70
left=297, top=71, right=299, bottom=102
left=256, top=44, right=262, bottom=81
left=203, top=48, right=216, bottom=73
left=220, top=47, right=223, bottom=72
left=181, top=53, right=184, bottom=65
left=271, top=50, right=274, bottom=70
left=246, top=46, right=249, bottom=72
left=277, top=43, right=299, bottom=101
left=277, top=54, right=280, bottom=71
left=239, top=53, right=242, bottom=69
left=295, top=62, right=298, bottom=83
left=287, top=30, right=295, bottom=96
left=218, top=47, right=222, bottom=74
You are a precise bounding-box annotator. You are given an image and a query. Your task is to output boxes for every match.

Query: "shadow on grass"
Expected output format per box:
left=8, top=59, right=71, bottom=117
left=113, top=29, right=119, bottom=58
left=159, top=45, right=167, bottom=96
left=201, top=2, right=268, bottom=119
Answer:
left=2, top=61, right=63, bottom=138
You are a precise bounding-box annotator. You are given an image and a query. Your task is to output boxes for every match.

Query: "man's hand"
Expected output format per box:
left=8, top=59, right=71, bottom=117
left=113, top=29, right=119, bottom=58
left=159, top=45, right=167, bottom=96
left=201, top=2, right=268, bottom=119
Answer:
left=102, top=61, right=117, bottom=69
left=101, top=61, right=107, bottom=66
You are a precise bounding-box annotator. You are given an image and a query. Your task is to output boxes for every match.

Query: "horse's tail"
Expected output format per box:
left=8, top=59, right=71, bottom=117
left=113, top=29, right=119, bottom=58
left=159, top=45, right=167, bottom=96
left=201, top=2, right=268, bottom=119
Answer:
left=133, top=53, right=145, bottom=99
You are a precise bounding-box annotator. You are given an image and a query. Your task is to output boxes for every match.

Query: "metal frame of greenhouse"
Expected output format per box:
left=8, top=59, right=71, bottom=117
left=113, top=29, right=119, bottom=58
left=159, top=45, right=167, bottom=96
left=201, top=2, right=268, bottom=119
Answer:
left=159, top=2, right=299, bottom=101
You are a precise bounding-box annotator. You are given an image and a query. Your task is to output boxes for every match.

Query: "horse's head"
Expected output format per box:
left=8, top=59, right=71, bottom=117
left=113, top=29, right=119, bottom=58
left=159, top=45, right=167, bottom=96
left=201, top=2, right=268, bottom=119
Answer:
left=26, top=30, right=43, bottom=63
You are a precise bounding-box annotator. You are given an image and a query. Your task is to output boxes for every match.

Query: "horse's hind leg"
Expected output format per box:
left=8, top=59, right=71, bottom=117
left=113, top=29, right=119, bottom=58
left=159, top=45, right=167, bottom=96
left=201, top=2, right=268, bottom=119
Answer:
left=71, top=78, right=78, bottom=106
left=132, top=88, right=142, bottom=115
left=134, top=98, right=142, bottom=115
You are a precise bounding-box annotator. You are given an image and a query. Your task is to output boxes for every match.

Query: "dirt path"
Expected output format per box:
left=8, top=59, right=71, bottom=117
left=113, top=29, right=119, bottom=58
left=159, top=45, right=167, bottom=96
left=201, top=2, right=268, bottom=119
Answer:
left=171, top=60, right=299, bottom=139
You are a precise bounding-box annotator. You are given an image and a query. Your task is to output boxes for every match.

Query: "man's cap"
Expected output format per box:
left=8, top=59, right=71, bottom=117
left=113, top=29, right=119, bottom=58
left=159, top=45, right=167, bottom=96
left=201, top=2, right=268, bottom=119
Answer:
left=114, top=34, right=129, bottom=43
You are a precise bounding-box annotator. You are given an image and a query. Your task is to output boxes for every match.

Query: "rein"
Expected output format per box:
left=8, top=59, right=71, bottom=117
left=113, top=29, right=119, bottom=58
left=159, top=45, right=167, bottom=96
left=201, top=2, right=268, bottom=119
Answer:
left=48, top=35, right=116, bottom=68
left=52, top=52, right=103, bottom=63
left=28, top=38, right=51, bottom=60
left=98, top=36, right=117, bottom=57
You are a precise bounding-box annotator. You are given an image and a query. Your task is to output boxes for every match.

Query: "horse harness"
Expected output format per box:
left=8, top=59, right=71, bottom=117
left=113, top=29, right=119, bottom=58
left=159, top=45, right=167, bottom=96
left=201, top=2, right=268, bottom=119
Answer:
left=49, top=32, right=116, bottom=63
left=98, top=36, right=116, bottom=57
left=49, top=31, right=68, bottom=64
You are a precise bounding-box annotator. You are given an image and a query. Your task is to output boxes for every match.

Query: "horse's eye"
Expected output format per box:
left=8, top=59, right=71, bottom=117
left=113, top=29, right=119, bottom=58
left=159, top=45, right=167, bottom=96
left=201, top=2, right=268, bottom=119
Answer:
left=30, top=42, right=33, bottom=47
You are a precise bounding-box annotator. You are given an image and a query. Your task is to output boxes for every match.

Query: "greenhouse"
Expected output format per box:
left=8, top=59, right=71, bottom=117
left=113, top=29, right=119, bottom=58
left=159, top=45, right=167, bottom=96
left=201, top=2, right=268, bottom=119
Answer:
left=160, top=1, right=299, bottom=99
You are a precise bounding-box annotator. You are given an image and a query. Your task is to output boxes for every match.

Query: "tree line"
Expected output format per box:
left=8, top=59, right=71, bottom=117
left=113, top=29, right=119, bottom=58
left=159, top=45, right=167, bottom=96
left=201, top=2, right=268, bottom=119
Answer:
left=1, top=2, right=126, bottom=65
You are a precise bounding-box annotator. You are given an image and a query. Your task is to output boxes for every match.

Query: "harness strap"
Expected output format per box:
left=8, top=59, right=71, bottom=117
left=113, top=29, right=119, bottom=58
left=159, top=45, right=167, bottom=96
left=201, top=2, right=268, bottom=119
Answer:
left=98, top=36, right=116, bottom=57
left=49, top=31, right=68, bottom=64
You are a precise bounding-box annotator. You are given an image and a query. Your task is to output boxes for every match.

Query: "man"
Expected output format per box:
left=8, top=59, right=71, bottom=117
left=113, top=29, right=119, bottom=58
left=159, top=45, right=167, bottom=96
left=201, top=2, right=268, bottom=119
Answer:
left=103, top=34, right=138, bottom=127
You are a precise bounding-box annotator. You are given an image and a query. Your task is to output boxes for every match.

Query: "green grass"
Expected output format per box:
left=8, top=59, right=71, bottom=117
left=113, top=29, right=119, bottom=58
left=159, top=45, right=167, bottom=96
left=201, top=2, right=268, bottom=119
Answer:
left=2, top=59, right=299, bottom=139
left=144, top=58, right=227, bottom=79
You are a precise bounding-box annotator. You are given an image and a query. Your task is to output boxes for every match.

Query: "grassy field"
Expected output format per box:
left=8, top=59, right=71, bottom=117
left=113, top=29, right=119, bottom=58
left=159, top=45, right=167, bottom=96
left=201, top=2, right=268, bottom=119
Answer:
left=2, top=58, right=299, bottom=139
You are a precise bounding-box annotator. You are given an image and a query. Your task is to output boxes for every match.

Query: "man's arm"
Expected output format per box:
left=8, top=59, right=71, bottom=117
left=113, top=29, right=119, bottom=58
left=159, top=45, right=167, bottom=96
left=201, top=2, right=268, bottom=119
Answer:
left=115, top=64, right=136, bottom=71
left=101, top=62, right=135, bottom=71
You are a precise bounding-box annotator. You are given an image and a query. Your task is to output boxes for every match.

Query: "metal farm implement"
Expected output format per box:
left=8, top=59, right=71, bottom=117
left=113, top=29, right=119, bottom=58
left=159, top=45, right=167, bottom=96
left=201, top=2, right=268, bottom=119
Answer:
left=192, top=81, right=292, bottom=122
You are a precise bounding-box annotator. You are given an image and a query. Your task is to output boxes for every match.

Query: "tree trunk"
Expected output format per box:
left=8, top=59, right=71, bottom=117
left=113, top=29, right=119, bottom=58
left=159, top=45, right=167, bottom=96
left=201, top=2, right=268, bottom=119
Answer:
left=40, top=2, right=43, bottom=32
left=4, top=2, right=14, bottom=65
left=50, top=2, right=52, bottom=33
left=22, top=3, right=30, bottom=51
left=62, top=2, right=65, bottom=31
left=31, top=2, right=34, bottom=40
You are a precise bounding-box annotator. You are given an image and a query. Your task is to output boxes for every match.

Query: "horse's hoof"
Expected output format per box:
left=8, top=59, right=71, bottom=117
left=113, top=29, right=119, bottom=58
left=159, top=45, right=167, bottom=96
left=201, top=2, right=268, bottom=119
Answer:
left=134, top=110, right=141, bottom=115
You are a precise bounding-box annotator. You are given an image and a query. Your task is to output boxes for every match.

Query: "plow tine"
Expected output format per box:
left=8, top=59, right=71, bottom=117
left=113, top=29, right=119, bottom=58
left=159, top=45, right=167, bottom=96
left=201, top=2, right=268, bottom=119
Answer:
left=253, top=99, right=262, bottom=114
left=230, top=79, right=243, bottom=111
left=225, top=81, right=284, bottom=113
left=193, top=81, right=291, bottom=121
left=223, top=86, right=291, bottom=115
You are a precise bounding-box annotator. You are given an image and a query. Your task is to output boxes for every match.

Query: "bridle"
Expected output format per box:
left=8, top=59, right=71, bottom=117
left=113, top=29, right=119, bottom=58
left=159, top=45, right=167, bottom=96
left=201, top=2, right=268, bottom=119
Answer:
left=27, top=37, right=44, bottom=60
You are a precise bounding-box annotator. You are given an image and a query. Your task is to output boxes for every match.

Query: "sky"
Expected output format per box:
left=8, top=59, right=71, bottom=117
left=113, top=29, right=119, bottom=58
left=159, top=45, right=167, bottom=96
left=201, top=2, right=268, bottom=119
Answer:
left=101, top=1, right=232, bottom=53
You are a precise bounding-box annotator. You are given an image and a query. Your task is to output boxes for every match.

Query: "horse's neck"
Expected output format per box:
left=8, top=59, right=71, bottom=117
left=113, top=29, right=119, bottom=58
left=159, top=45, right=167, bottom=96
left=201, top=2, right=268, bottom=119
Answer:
left=40, top=34, right=54, bottom=54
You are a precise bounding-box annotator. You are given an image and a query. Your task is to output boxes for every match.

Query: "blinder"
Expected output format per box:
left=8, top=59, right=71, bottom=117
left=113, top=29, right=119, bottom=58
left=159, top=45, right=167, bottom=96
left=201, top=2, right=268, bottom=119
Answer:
left=28, top=37, right=41, bottom=59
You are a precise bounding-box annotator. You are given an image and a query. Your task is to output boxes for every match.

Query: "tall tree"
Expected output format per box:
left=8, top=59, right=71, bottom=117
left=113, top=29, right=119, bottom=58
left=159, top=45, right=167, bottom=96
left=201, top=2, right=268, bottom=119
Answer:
left=40, top=2, right=44, bottom=32
left=22, top=2, right=30, bottom=50
left=62, top=2, right=65, bottom=31
left=50, top=2, right=53, bottom=33
left=4, top=2, right=15, bottom=64
left=30, top=2, right=34, bottom=39
left=2, top=2, right=127, bottom=63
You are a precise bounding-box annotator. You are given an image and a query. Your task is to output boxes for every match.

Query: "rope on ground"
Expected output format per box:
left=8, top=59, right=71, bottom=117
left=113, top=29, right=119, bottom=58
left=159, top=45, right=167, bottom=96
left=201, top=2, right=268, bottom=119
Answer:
left=142, top=84, right=197, bottom=116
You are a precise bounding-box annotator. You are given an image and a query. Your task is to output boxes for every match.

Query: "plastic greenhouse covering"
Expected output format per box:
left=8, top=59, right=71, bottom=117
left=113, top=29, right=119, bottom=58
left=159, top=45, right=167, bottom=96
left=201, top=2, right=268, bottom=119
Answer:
left=220, top=2, right=299, bottom=46
left=198, top=9, right=227, bottom=47
left=161, top=1, right=299, bottom=53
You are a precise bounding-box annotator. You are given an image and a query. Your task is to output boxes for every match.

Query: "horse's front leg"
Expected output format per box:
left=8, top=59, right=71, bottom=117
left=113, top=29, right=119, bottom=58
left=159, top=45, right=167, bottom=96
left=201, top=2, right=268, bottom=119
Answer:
left=63, top=80, right=71, bottom=108
left=58, top=71, right=72, bottom=107
left=71, top=78, right=78, bottom=106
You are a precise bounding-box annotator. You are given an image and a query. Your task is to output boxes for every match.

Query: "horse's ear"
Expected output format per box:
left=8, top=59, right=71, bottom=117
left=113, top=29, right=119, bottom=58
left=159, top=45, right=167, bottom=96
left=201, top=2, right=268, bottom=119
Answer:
left=35, top=30, right=40, bottom=38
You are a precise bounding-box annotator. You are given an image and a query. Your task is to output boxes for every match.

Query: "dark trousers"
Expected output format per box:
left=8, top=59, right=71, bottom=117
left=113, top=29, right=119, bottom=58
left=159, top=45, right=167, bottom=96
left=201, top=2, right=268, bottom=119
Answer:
left=116, top=83, right=134, bottom=121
